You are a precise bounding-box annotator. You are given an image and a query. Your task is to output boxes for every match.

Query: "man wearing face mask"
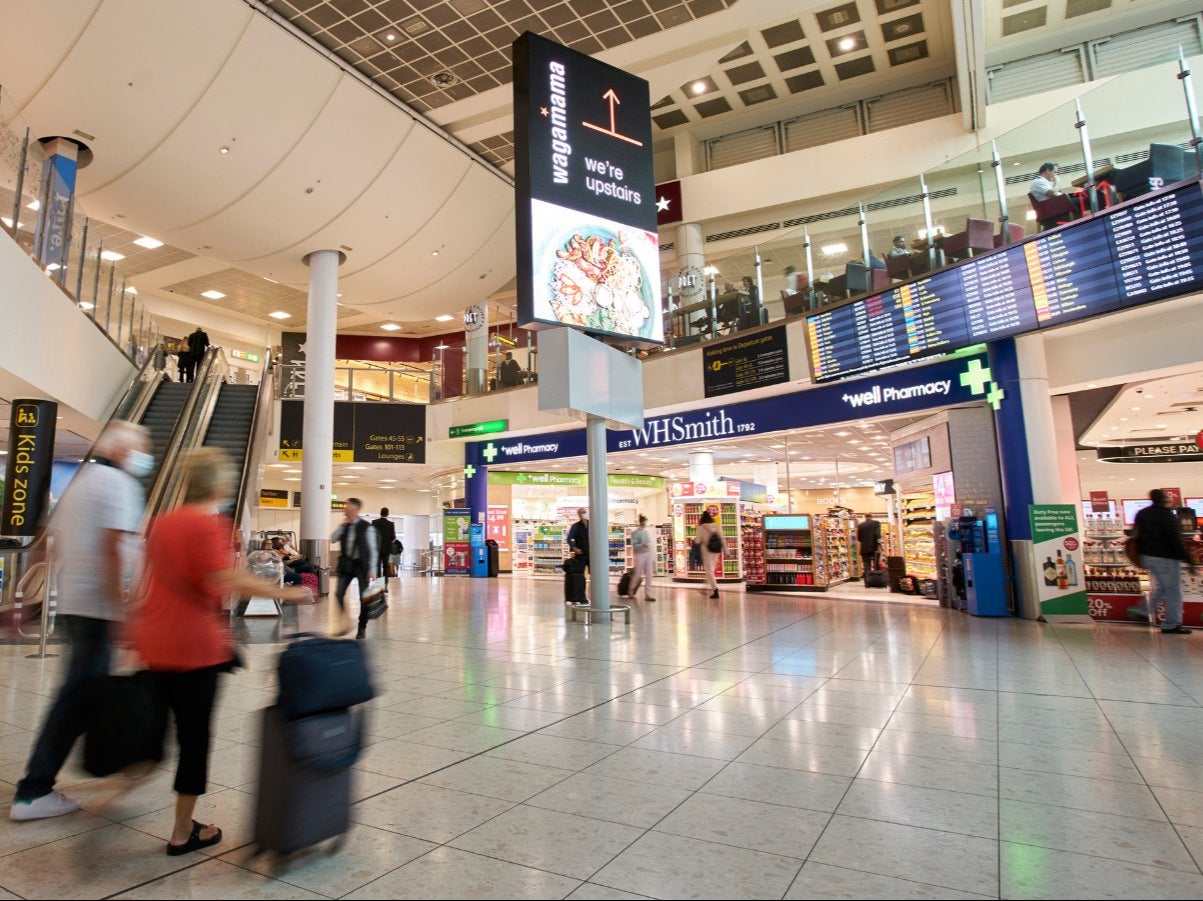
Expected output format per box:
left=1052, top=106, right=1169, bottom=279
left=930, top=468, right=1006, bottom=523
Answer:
left=11, top=421, right=151, bottom=821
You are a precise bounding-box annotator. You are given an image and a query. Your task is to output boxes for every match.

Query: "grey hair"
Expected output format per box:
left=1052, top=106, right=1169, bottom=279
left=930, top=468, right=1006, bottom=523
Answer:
left=93, top=420, right=149, bottom=458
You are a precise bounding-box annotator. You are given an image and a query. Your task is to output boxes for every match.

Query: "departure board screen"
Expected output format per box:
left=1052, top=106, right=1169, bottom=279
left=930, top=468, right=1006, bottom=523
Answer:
left=806, top=180, right=1203, bottom=383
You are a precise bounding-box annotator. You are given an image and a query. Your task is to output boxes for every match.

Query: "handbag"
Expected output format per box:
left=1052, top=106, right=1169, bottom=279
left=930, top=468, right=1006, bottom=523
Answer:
left=706, top=532, right=724, bottom=554
left=277, top=633, right=375, bottom=719
left=83, top=671, right=167, bottom=777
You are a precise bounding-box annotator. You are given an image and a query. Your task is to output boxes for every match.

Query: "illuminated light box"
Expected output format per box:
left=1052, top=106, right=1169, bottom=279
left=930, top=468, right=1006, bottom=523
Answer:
left=513, top=32, right=663, bottom=346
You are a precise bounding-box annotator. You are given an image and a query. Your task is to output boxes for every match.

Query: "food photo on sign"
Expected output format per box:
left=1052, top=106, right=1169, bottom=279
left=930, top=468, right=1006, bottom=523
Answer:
left=532, top=198, right=660, bottom=340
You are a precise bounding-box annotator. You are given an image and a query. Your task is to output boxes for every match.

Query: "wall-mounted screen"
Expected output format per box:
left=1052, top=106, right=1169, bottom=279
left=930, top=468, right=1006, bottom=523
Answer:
left=806, top=181, right=1203, bottom=382
left=513, top=32, right=663, bottom=345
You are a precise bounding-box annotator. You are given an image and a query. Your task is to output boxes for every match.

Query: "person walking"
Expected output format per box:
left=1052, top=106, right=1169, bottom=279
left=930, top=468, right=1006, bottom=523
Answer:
left=1134, top=489, right=1197, bottom=634
left=694, top=509, right=724, bottom=600
left=133, top=448, right=309, bottom=854
left=10, top=422, right=152, bottom=821
left=565, top=508, right=589, bottom=607
left=371, top=507, right=397, bottom=587
left=332, top=498, right=380, bottom=639
left=628, top=515, right=656, bottom=602
left=857, top=512, right=882, bottom=582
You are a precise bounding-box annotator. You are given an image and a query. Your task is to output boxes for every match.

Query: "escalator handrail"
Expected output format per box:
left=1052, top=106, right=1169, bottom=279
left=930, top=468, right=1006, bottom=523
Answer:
left=230, top=349, right=275, bottom=539
left=142, top=347, right=230, bottom=525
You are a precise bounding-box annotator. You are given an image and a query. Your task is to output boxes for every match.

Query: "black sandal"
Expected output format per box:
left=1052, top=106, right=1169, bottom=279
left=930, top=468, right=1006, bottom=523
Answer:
left=166, top=820, right=223, bottom=856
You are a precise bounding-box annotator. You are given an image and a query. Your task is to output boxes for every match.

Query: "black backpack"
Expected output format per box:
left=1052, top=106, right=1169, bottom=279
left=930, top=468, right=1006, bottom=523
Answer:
left=707, top=532, right=723, bottom=553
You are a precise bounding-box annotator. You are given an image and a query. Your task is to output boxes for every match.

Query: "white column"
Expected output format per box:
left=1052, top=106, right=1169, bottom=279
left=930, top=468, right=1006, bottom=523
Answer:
left=689, top=450, right=715, bottom=484
left=1051, top=395, right=1081, bottom=506
left=465, top=303, right=488, bottom=395
left=676, top=223, right=704, bottom=277
left=1015, top=334, right=1062, bottom=504
left=300, top=249, right=343, bottom=564
left=587, top=414, right=611, bottom=619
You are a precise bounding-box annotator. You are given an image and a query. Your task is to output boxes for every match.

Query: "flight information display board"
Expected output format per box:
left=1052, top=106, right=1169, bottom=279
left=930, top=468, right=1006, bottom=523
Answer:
left=807, top=181, right=1203, bottom=382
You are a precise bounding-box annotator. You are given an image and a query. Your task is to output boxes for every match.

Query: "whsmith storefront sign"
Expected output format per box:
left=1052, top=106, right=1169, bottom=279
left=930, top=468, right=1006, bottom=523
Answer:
left=1096, top=442, right=1203, bottom=464
left=469, top=354, right=994, bottom=466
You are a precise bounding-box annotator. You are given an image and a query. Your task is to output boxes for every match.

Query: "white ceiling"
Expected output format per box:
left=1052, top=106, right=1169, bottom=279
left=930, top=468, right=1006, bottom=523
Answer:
left=1079, top=370, right=1203, bottom=448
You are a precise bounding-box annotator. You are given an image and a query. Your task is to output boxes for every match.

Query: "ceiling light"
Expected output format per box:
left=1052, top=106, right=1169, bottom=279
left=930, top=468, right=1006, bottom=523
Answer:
left=79, top=301, right=94, bottom=310
left=100, top=250, right=124, bottom=262
left=133, top=236, right=163, bottom=249
left=835, top=431, right=851, bottom=437
left=201, top=290, right=225, bottom=300
left=1130, top=406, right=1141, bottom=411
left=269, top=311, right=291, bottom=320
left=691, top=80, right=707, bottom=95
left=219, top=146, right=230, bottom=154
left=264, top=276, right=278, bottom=284
left=284, top=477, right=301, bottom=482
left=380, top=479, right=398, bottom=483
left=45, top=263, right=61, bottom=272
left=347, top=466, right=368, bottom=470
left=381, top=323, right=401, bottom=331
left=1025, top=211, right=1038, bottom=221
left=1087, top=383, right=1097, bottom=388
left=821, top=243, right=848, bottom=256
left=431, top=250, right=440, bottom=257
left=1, top=217, right=22, bottom=229
left=385, top=31, right=398, bottom=41
left=434, top=314, right=455, bottom=322
left=284, top=469, right=302, bottom=474
left=838, top=37, right=856, bottom=51
left=26, top=199, right=40, bottom=211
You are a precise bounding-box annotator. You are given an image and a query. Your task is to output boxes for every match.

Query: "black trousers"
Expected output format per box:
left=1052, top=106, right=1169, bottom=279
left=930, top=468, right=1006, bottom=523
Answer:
left=16, top=615, right=111, bottom=801
left=335, top=566, right=371, bottom=628
left=154, top=666, right=223, bottom=796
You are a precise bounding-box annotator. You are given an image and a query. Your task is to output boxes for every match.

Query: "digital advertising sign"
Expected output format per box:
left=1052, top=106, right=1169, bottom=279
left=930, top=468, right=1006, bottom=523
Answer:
left=513, top=31, right=663, bottom=346
left=805, top=180, right=1203, bottom=383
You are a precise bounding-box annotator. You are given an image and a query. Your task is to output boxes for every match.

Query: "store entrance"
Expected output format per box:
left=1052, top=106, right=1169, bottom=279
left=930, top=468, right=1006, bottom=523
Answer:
left=486, top=410, right=970, bottom=605
left=1070, top=372, right=1203, bottom=625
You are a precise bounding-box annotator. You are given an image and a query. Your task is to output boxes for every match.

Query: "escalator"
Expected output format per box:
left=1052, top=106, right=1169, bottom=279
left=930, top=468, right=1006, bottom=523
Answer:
left=202, top=384, right=258, bottom=465
left=136, top=381, right=192, bottom=490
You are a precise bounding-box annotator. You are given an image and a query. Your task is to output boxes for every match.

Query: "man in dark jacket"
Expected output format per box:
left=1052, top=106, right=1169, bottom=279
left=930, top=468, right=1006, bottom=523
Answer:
left=1134, top=489, right=1196, bottom=634
left=857, top=512, right=882, bottom=581
left=566, top=508, right=589, bottom=571
left=186, top=326, right=210, bottom=375
left=331, top=498, right=380, bottom=640
left=372, top=507, right=398, bottom=586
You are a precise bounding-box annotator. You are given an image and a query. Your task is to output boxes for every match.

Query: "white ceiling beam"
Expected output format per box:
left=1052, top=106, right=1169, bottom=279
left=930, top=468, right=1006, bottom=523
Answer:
left=949, top=0, right=987, bottom=130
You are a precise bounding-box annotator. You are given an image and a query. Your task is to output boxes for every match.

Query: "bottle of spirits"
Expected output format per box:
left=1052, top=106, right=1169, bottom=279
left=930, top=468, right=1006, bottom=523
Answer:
left=1065, top=552, right=1078, bottom=587
left=1043, top=556, right=1058, bottom=587
left=1056, top=550, right=1068, bottom=590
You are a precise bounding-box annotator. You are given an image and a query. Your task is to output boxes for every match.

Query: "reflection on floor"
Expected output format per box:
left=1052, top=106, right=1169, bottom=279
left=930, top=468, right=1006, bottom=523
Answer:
left=0, top=575, right=1199, bottom=899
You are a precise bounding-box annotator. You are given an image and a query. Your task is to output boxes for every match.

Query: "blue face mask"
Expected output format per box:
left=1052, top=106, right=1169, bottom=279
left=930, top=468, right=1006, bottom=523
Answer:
left=124, top=450, right=155, bottom=478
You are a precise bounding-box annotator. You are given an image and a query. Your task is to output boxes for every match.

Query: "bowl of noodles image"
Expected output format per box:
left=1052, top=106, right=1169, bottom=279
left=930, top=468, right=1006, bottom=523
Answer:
left=533, top=211, right=659, bottom=341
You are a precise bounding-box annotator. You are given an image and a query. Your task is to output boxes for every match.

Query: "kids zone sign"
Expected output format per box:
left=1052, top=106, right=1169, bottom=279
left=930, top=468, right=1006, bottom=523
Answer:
left=467, top=354, right=998, bottom=467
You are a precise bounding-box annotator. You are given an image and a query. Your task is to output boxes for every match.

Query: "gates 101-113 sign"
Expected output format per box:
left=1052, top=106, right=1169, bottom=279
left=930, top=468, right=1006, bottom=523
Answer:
left=512, top=31, right=663, bottom=346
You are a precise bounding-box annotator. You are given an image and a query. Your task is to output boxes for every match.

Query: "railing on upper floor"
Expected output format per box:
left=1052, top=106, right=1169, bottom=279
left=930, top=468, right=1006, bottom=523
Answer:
left=659, top=50, right=1203, bottom=350
left=276, top=360, right=434, bottom=404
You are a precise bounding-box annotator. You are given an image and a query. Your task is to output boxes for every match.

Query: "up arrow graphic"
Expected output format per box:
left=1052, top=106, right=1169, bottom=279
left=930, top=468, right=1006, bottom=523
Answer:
left=602, top=88, right=620, bottom=131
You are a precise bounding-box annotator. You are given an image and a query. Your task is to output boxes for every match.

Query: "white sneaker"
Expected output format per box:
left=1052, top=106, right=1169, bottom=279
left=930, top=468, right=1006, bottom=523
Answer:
left=10, top=790, right=81, bottom=821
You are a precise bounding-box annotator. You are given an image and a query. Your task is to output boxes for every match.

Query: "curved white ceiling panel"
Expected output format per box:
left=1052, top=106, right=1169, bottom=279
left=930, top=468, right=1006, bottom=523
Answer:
left=174, top=76, right=412, bottom=260
left=17, top=0, right=253, bottom=192
left=0, top=0, right=102, bottom=107
left=88, top=13, right=341, bottom=232
left=337, top=165, right=509, bottom=302
left=346, top=210, right=516, bottom=320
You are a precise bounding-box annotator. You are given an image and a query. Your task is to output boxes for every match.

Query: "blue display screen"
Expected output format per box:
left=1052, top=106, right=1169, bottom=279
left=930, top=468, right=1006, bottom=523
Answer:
left=807, top=181, right=1203, bottom=382
left=764, top=515, right=811, bottom=530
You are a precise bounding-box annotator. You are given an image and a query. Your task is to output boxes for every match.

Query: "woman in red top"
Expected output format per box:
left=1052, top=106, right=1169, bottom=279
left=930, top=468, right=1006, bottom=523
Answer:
left=133, top=448, right=309, bottom=855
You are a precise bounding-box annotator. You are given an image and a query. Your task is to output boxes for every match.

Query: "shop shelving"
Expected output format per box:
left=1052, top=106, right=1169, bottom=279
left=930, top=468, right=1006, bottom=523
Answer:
left=530, top=523, right=566, bottom=575
left=901, top=488, right=938, bottom=579
left=742, top=514, right=765, bottom=586
left=672, top=497, right=742, bottom=583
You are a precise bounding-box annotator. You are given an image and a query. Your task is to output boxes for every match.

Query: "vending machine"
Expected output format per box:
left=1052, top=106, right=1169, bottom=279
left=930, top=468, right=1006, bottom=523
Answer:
left=470, top=522, right=489, bottom=578
left=952, top=508, right=1009, bottom=617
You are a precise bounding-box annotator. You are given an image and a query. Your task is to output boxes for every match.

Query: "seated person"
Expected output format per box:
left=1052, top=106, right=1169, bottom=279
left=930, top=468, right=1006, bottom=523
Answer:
left=1029, top=162, right=1067, bottom=203
left=886, top=236, right=911, bottom=257
left=259, top=540, right=301, bottom=585
left=498, top=351, right=522, bottom=388
left=273, top=537, right=316, bottom=574
left=783, top=265, right=804, bottom=295
left=868, top=252, right=886, bottom=271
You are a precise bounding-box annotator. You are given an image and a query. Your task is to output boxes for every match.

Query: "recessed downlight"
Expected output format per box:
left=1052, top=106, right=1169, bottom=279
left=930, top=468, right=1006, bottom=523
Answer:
left=381, top=323, right=402, bottom=331
left=201, top=290, right=225, bottom=300
left=133, top=236, right=163, bottom=249
left=100, top=250, right=125, bottom=262
left=268, top=311, right=291, bottom=320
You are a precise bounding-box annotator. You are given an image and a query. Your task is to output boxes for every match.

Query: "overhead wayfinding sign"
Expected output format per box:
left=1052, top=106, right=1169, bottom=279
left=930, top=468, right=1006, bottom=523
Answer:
left=806, top=180, right=1203, bottom=383
left=513, top=31, right=663, bottom=346
left=450, top=419, right=508, bottom=439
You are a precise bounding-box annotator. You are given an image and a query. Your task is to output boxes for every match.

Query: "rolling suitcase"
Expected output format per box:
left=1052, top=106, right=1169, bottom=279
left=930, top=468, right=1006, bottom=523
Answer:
left=253, top=705, right=359, bottom=856
left=864, top=569, right=888, bottom=589
left=563, top=571, right=587, bottom=605
left=617, top=569, right=633, bottom=598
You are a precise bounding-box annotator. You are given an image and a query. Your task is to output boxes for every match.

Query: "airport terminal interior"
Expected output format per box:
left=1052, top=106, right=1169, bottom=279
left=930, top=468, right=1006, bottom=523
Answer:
left=2, top=0, right=1203, bottom=898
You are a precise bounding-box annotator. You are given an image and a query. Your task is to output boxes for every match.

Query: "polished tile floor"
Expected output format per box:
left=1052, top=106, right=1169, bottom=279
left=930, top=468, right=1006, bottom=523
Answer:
left=0, top=574, right=1200, bottom=899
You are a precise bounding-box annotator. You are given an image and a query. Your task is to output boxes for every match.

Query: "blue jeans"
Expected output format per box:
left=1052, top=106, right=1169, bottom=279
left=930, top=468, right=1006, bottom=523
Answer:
left=16, top=615, right=112, bottom=800
left=1142, top=555, right=1184, bottom=628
